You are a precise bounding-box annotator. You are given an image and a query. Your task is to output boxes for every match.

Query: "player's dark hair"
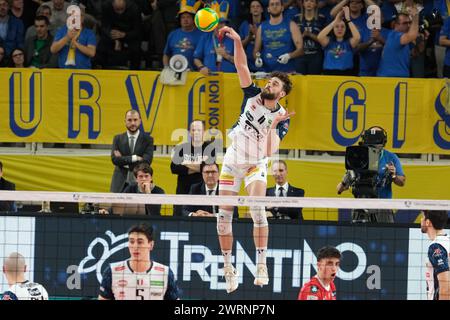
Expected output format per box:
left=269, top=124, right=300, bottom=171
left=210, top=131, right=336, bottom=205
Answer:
left=0, top=160, right=3, bottom=172
left=270, top=71, right=292, bottom=95
left=423, top=210, right=448, bottom=230
left=128, top=223, right=154, bottom=242
left=317, top=246, right=341, bottom=261
left=133, top=162, right=153, bottom=178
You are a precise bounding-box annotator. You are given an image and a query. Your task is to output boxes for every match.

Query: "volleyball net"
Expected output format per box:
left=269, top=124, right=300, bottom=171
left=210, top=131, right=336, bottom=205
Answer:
left=1, top=191, right=449, bottom=300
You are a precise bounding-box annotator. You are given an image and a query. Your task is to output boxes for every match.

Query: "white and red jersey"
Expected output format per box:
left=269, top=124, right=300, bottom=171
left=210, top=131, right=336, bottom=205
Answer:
left=298, top=276, right=337, bottom=300
left=1, top=280, right=48, bottom=300
left=99, top=260, right=179, bottom=300
left=425, top=234, right=450, bottom=300
left=227, top=83, right=290, bottom=163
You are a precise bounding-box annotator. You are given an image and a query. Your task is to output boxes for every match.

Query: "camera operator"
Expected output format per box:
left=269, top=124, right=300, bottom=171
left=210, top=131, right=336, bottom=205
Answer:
left=336, top=126, right=406, bottom=222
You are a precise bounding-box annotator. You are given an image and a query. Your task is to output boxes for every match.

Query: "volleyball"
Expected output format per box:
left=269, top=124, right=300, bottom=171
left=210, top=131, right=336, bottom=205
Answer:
left=195, top=7, right=219, bottom=32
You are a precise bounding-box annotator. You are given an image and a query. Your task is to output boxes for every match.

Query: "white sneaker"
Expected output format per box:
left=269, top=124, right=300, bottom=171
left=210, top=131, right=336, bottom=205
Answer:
left=223, top=265, right=239, bottom=293
left=254, top=264, right=269, bottom=287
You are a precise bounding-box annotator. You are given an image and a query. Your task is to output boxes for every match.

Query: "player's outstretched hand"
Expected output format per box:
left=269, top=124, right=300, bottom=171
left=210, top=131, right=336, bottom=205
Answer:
left=219, top=26, right=240, bottom=41
left=276, top=109, right=296, bottom=122
left=271, top=109, right=295, bottom=129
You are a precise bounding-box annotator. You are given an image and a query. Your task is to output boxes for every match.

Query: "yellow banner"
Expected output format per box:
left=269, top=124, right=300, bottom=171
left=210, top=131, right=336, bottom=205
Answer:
left=0, top=69, right=448, bottom=154
left=204, top=73, right=224, bottom=139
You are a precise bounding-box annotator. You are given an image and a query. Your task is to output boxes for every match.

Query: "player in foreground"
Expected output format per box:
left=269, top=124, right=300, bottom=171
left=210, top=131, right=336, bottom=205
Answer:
left=298, top=246, right=341, bottom=300
left=421, top=210, right=450, bottom=300
left=98, top=223, right=180, bottom=300
left=1, top=252, right=48, bottom=300
left=216, top=25, right=295, bottom=293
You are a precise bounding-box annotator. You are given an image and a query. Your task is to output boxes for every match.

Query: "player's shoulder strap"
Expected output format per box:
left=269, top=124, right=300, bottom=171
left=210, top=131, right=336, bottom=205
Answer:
left=151, top=261, right=169, bottom=274
left=109, top=260, right=129, bottom=273
left=242, top=82, right=261, bottom=99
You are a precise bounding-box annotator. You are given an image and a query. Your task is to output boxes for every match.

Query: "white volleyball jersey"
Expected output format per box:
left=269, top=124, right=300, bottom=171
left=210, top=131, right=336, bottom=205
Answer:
left=228, top=83, right=290, bottom=163
left=99, top=260, right=180, bottom=300
left=1, top=281, right=49, bottom=300
left=425, top=234, right=450, bottom=300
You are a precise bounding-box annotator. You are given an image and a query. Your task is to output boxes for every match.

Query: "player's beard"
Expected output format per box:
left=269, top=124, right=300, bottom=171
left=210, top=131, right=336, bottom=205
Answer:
left=261, top=89, right=277, bottom=100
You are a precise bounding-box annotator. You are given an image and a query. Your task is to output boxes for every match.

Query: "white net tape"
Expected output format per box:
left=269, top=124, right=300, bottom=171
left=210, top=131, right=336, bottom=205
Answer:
left=1, top=191, right=449, bottom=211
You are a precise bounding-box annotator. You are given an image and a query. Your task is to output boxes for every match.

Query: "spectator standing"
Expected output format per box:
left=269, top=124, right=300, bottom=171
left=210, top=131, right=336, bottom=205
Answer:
left=25, top=4, right=55, bottom=40
left=163, top=0, right=202, bottom=70
left=50, top=6, right=96, bottom=69
left=239, top=0, right=265, bottom=72
left=377, top=8, right=419, bottom=77
left=0, top=0, right=24, bottom=55
left=193, top=1, right=237, bottom=74
left=96, top=0, right=142, bottom=70
left=110, top=110, right=154, bottom=193
left=253, top=0, right=303, bottom=72
left=294, top=0, right=326, bottom=74
left=170, top=120, right=216, bottom=216
left=24, top=15, right=57, bottom=68
left=317, top=6, right=360, bottom=75
left=42, top=0, right=69, bottom=29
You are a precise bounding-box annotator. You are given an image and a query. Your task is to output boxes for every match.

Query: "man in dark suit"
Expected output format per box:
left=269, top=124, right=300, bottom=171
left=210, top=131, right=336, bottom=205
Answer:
left=266, top=160, right=304, bottom=220
left=0, top=161, right=16, bottom=212
left=183, top=162, right=238, bottom=218
left=110, top=109, right=154, bottom=193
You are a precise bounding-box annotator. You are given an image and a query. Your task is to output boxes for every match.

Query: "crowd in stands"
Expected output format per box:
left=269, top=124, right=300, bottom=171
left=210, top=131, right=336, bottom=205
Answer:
left=0, top=0, right=448, bottom=77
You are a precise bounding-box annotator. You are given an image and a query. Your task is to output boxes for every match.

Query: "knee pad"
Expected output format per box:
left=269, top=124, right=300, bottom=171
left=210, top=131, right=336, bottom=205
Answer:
left=217, top=209, right=233, bottom=235
left=250, top=206, right=268, bottom=228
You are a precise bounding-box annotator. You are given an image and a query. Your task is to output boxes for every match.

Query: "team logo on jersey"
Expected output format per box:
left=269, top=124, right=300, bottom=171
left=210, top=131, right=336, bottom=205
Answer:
left=1, top=294, right=12, bottom=300
left=306, top=295, right=318, bottom=300
left=154, top=266, right=165, bottom=272
left=117, top=280, right=128, bottom=287
left=137, top=279, right=144, bottom=286
left=433, top=248, right=442, bottom=257
left=310, top=285, right=318, bottom=293
left=115, top=265, right=126, bottom=272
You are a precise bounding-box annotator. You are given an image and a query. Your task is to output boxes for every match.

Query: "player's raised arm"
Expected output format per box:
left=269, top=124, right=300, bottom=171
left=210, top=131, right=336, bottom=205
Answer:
left=219, top=26, right=252, bottom=88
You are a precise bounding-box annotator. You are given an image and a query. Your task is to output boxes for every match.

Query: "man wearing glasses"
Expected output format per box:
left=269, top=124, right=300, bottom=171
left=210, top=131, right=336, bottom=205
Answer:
left=377, top=7, right=419, bottom=77
left=183, top=162, right=238, bottom=218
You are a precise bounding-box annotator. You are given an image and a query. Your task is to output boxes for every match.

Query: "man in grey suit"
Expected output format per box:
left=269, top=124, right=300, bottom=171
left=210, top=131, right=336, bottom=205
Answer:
left=110, top=109, right=154, bottom=193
